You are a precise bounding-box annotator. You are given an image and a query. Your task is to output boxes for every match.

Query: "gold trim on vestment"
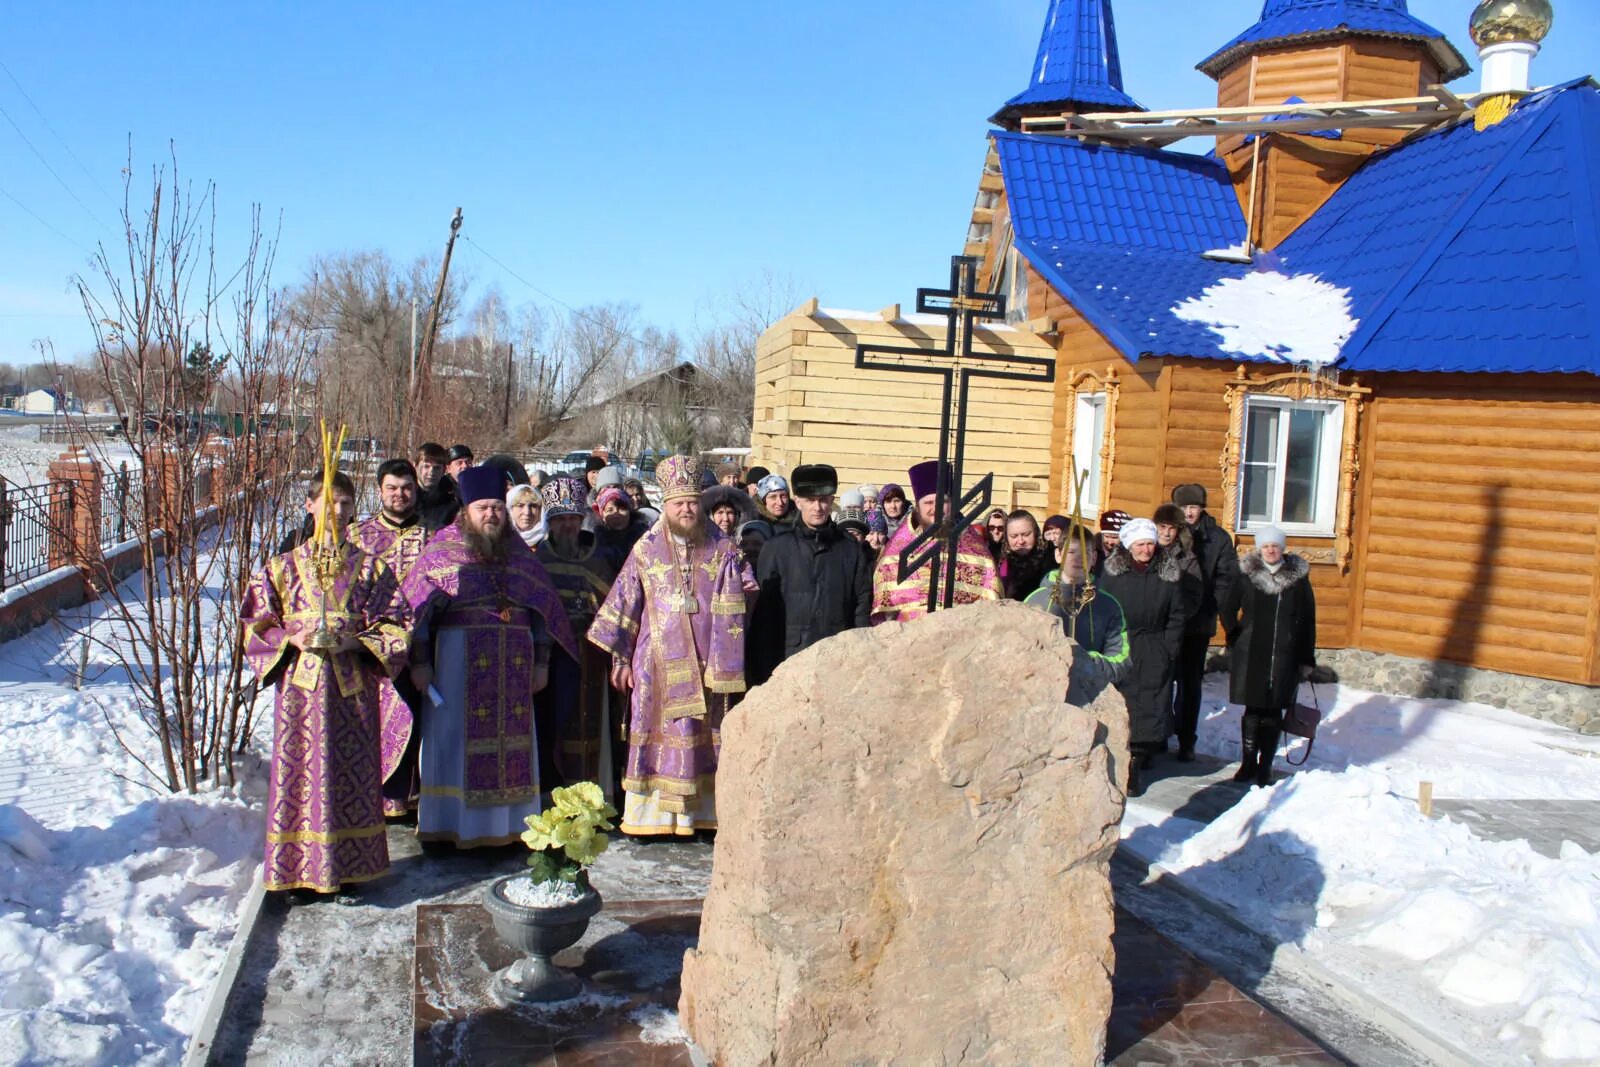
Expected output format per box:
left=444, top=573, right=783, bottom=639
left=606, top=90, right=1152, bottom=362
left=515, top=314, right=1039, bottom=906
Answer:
left=419, top=784, right=538, bottom=805
left=664, top=664, right=697, bottom=685
left=263, top=865, right=391, bottom=894
left=629, top=731, right=715, bottom=750
left=705, top=674, right=746, bottom=695
left=267, top=823, right=387, bottom=845
left=621, top=772, right=716, bottom=800
left=711, top=597, right=744, bottom=616
left=465, top=736, right=531, bottom=755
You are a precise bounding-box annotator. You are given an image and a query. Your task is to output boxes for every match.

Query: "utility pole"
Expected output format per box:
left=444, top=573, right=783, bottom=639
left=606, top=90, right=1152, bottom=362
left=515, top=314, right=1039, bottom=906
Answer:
left=409, top=296, right=419, bottom=393
left=407, top=207, right=463, bottom=448
left=502, top=342, right=515, bottom=431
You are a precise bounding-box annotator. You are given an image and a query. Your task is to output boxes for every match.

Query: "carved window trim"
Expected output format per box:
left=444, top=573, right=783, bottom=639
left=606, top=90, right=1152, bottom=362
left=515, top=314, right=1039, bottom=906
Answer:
left=1219, top=364, right=1370, bottom=570
left=1059, top=366, right=1119, bottom=523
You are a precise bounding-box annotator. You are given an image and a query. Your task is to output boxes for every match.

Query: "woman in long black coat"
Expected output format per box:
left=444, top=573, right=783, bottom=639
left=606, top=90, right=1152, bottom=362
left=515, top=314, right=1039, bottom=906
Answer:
left=1097, top=518, right=1187, bottom=797
left=1220, top=526, right=1316, bottom=786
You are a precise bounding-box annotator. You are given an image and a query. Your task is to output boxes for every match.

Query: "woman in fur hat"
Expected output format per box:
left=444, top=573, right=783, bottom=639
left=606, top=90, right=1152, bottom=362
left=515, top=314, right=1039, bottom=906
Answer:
left=701, top=483, right=756, bottom=538
left=1097, top=517, right=1188, bottom=797
left=1220, top=526, right=1316, bottom=787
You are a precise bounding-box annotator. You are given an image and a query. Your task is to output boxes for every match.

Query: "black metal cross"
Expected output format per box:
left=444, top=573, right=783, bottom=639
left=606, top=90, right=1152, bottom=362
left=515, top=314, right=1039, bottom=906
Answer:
left=856, top=255, right=1056, bottom=612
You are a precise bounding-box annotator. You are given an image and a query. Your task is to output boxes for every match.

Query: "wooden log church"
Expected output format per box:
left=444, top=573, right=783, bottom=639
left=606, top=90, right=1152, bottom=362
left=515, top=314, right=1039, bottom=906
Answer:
left=752, top=0, right=1600, bottom=700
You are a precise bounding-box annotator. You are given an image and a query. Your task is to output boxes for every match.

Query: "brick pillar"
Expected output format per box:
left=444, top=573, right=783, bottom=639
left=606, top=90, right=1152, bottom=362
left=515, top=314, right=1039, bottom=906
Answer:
left=46, top=448, right=103, bottom=584
left=142, top=447, right=187, bottom=536
left=201, top=439, right=231, bottom=506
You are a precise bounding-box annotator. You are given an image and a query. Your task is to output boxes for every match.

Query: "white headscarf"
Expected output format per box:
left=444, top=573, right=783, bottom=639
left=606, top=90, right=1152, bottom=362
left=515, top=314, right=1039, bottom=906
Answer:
left=506, top=483, right=545, bottom=547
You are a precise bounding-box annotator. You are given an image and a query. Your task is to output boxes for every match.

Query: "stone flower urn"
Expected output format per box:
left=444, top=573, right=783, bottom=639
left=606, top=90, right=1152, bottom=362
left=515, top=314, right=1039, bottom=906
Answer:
left=482, top=874, right=604, bottom=1005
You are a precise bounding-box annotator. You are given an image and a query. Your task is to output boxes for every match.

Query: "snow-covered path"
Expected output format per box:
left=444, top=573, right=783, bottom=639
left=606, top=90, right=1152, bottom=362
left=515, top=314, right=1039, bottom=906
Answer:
left=1124, top=675, right=1600, bottom=1067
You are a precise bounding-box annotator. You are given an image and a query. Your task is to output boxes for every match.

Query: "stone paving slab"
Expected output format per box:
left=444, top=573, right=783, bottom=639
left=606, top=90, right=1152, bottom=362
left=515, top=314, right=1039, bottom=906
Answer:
left=206, top=828, right=715, bottom=1065
left=413, top=896, right=1336, bottom=1066
left=1433, top=798, right=1600, bottom=858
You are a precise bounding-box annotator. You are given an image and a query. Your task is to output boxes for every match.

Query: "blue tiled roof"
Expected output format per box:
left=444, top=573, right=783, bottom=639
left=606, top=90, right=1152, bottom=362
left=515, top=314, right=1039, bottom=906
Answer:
left=993, top=131, right=1252, bottom=360
left=1278, top=80, right=1600, bottom=374
left=993, top=0, right=1141, bottom=123
left=994, top=81, right=1600, bottom=376
left=1197, top=0, right=1469, bottom=81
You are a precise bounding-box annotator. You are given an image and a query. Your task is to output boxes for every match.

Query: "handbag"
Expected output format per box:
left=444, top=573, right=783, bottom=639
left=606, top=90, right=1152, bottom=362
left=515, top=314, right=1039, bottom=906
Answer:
left=1281, top=682, right=1321, bottom=767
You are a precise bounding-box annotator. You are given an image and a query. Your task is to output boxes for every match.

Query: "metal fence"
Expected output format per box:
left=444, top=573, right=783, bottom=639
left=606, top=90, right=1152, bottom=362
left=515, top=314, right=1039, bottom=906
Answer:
left=1, top=480, right=62, bottom=589
left=99, top=464, right=146, bottom=547
left=0, top=466, right=153, bottom=590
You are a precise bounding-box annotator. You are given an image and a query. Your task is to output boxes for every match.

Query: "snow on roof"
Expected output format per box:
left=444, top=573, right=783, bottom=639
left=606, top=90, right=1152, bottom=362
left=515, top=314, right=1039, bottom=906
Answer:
left=1171, top=270, right=1359, bottom=366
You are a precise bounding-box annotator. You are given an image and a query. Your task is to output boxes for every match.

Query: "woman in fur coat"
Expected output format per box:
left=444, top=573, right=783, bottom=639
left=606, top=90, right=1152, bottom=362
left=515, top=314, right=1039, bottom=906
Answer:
left=1220, top=525, right=1316, bottom=786
left=1097, top=518, right=1187, bottom=796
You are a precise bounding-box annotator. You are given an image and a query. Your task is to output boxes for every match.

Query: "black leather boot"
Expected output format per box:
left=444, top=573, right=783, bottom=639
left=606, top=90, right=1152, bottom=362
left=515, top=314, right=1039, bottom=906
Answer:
left=1231, top=715, right=1257, bottom=782
left=1127, top=753, right=1146, bottom=798
left=1254, top=717, right=1282, bottom=787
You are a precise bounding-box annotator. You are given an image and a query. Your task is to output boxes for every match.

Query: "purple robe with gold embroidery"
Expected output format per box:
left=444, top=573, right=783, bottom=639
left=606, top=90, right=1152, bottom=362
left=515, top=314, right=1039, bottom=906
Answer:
left=870, top=520, right=1000, bottom=624
left=348, top=513, right=430, bottom=816
left=401, top=522, right=578, bottom=847
left=587, top=522, right=746, bottom=835
left=242, top=541, right=410, bottom=892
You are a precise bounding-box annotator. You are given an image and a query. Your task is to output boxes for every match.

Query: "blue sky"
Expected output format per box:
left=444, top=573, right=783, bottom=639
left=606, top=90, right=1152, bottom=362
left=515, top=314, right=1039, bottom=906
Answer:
left=2, top=1, right=1594, bottom=362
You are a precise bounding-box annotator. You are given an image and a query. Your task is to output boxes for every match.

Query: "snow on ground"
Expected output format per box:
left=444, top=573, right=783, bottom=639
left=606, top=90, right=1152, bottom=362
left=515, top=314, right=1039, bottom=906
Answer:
left=1124, top=676, right=1600, bottom=1066
left=0, top=558, right=267, bottom=1066
left=0, top=421, right=136, bottom=489
left=1172, top=269, right=1359, bottom=365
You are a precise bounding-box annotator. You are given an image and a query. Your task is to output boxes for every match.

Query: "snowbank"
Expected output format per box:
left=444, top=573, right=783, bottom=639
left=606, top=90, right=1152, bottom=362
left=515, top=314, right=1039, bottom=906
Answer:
left=1126, top=678, right=1600, bottom=1065
left=0, top=559, right=266, bottom=1065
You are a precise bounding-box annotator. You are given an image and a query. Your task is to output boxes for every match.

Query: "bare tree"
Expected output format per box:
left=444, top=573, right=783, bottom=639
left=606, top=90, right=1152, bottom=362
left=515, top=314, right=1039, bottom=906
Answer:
left=64, top=153, right=315, bottom=793
left=690, top=269, right=802, bottom=447
left=287, top=250, right=463, bottom=454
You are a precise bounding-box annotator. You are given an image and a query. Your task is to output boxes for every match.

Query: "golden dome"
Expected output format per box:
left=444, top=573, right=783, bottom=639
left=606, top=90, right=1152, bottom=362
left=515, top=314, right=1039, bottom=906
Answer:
left=1469, top=0, right=1554, bottom=48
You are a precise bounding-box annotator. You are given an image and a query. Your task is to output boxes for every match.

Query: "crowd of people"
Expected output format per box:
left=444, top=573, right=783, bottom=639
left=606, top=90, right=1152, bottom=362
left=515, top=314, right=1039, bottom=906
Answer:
left=244, top=442, right=1316, bottom=899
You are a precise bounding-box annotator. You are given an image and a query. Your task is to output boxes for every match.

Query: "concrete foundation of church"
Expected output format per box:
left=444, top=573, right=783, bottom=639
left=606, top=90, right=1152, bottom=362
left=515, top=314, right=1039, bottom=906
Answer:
left=1314, top=648, right=1600, bottom=734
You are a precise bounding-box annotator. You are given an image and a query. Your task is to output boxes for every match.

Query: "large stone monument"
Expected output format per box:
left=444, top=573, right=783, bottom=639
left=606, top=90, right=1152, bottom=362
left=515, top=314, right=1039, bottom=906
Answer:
left=680, top=600, right=1128, bottom=1065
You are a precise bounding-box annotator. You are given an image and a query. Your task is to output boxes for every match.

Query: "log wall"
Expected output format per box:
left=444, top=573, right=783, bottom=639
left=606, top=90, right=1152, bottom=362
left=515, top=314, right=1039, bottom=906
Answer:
left=1352, top=374, right=1600, bottom=685
left=751, top=307, right=1057, bottom=513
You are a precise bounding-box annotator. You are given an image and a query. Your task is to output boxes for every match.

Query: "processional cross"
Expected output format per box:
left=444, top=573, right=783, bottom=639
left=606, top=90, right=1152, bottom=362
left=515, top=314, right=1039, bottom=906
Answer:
left=855, top=255, right=1056, bottom=612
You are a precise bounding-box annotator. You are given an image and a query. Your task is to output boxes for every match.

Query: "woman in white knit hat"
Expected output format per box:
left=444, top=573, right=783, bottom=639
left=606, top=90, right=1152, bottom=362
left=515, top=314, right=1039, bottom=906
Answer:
left=1097, top=516, right=1188, bottom=797
left=1221, top=526, right=1316, bottom=787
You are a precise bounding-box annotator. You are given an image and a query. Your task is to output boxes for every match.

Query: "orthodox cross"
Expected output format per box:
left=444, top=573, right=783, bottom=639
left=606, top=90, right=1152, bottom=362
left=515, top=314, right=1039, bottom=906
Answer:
left=855, top=255, right=1056, bottom=612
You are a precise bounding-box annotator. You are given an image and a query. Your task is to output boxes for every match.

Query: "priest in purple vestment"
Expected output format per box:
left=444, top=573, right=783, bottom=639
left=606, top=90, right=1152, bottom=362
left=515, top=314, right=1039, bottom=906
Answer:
left=348, top=457, right=431, bottom=817
left=588, top=454, right=747, bottom=838
left=243, top=471, right=411, bottom=895
left=401, top=466, right=578, bottom=848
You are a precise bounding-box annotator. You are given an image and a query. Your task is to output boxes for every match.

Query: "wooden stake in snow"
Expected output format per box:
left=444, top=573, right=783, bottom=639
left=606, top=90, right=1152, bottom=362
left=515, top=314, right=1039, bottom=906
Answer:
left=74, top=636, right=90, bottom=691
left=1418, top=781, right=1434, bottom=818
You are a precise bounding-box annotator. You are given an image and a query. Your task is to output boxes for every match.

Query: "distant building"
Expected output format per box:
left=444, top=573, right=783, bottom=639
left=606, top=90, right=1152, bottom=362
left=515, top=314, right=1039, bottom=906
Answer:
left=18, top=388, right=74, bottom=415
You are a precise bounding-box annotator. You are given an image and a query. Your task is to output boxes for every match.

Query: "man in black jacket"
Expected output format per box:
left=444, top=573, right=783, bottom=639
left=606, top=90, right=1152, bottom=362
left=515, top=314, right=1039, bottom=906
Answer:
left=415, top=442, right=460, bottom=533
left=1171, top=483, right=1240, bottom=760
left=747, top=463, right=873, bottom=687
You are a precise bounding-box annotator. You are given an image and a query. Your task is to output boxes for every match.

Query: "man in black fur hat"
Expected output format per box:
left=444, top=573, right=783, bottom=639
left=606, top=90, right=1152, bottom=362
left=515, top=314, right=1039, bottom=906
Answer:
left=747, top=462, right=872, bottom=687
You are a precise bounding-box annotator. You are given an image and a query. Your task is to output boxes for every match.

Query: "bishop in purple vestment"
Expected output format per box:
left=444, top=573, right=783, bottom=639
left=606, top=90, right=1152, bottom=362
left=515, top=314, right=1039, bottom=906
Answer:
left=401, top=467, right=578, bottom=848
left=588, top=455, right=746, bottom=837
left=348, top=458, right=431, bottom=817
left=242, top=474, right=411, bottom=894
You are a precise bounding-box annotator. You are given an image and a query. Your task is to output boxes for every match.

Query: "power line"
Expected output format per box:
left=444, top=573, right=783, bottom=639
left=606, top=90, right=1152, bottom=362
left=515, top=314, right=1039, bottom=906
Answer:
left=460, top=234, right=683, bottom=365
left=0, top=98, right=110, bottom=232
left=0, top=181, right=92, bottom=255
left=0, top=57, right=120, bottom=211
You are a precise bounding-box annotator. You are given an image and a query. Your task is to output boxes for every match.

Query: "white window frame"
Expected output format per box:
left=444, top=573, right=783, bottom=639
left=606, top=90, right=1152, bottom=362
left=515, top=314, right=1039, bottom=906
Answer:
left=1235, top=395, right=1343, bottom=538
left=1071, top=391, right=1107, bottom=514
